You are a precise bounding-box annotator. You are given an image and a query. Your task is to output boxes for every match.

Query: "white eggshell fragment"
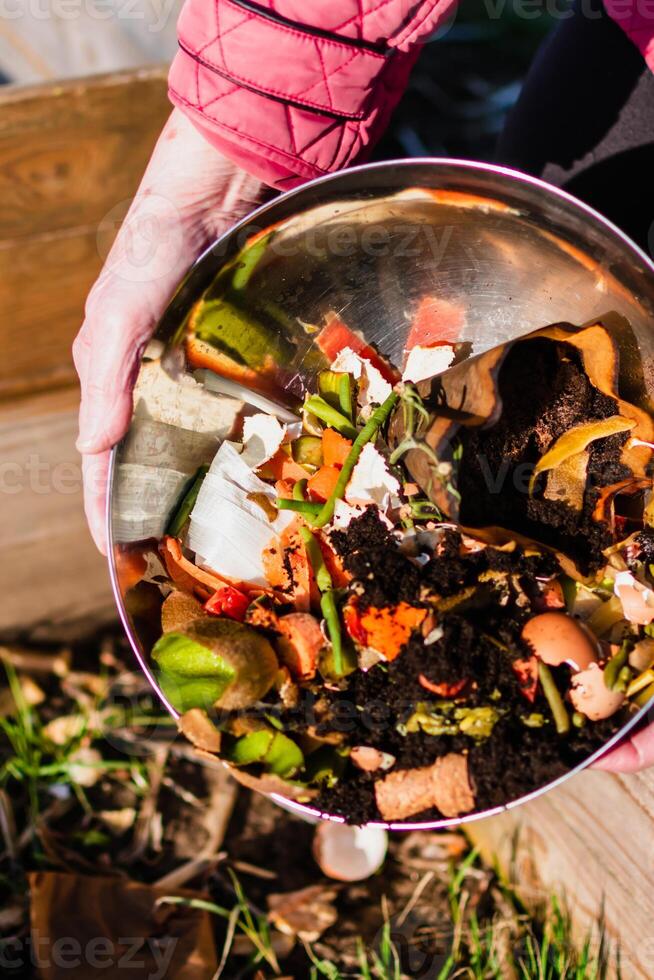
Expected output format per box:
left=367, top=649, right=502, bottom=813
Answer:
left=241, top=413, right=286, bottom=468
left=313, top=822, right=388, bottom=882
left=521, top=612, right=598, bottom=671
left=614, top=571, right=654, bottom=625
left=331, top=346, right=392, bottom=410
left=402, top=344, right=455, bottom=383
left=345, top=443, right=400, bottom=510
left=569, top=663, right=625, bottom=720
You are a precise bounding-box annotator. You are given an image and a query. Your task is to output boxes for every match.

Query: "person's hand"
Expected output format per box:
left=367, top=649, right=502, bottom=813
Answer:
left=591, top=716, right=654, bottom=773
left=73, top=109, right=266, bottom=554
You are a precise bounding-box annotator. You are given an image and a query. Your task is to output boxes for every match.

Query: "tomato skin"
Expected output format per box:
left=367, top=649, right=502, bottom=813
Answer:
left=204, top=586, right=250, bottom=621
left=343, top=602, right=369, bottom=646
left=316, top=316, right=400, bottom=384
left=418, top=675, right=468, bottom=697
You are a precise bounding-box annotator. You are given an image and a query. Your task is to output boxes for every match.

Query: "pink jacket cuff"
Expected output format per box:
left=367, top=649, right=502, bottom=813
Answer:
left=168, top=0, right=456, bottom=189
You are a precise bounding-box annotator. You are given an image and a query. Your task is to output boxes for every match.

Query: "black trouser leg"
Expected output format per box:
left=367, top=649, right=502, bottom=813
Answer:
left=496, top=0, right=654, bottom=252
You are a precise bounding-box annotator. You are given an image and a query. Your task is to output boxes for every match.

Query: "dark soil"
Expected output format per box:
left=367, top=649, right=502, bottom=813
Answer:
left=318, top=509, right=626, bottom=823
left=454, top=338, right=630, bottom=574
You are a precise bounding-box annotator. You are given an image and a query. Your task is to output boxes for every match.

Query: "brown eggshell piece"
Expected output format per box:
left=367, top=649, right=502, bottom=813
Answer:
left=350, top=747, right=395, bottom=773
left=521, top=611, right=598, bottom=672
left=375, top=753, right=475, bottom=821
left=569, top=663, right=625, bottom=720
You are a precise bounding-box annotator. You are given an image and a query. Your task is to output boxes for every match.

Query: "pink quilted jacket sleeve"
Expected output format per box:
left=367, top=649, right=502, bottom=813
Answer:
left=168, top=0, right=457, bottom=189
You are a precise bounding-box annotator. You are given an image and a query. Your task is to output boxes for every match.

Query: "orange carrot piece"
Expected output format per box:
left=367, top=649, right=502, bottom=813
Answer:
left=161, top=536, right=239, bottom=602
left=359, top=603, right=427, bottom=661
left=261, top=448, right=310, bottom=483
left=274, top=479, right=294, bottom=500
left=307, top=465, right=341, bottom=502
left=114, top=545, right=148, bottom=594
left=276, top=612, right=323, bottom=680
left=322, top=428, right=352, bottom=467
left=261, top=517, right=312, bottom=610
left=317, top=534, right=351, bottom=589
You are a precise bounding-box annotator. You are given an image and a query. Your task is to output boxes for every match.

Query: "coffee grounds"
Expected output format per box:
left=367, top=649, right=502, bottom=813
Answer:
left=330, top=508, right=422, bottom=610
left=317, top=510, right=627, bottom=824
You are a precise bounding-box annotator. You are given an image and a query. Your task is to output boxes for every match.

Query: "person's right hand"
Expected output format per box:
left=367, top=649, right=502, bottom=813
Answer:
left=73, top=108, right=266, bottom=555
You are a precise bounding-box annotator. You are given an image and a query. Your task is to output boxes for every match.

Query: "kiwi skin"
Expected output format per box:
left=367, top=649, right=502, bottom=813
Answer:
left=183, top=617, right=278, bottom=710
left=161, top=590, right=207, bottom=633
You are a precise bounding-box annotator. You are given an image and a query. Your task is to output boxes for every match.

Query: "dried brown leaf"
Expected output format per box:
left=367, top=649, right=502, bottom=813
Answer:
left=268, top=884, right=339, bottom=941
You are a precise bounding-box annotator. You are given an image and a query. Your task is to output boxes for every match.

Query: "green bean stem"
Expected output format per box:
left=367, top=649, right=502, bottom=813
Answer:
left=604, top=641, right=630, bottom=691
left=275, top=498, right=322, bottom=517
left=312, top=391, right=400, bottom=529
left=321, top=590, right=344, bottom=676
left=304, top=395, right=357, bottom=439
left=299, top=527, right=333, bottom=593
left=538, top=662, right=570, bottom=735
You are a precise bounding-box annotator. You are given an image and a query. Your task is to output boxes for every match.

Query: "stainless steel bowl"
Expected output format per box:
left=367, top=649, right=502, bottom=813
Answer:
left=108, top=158, right=654, bottom=829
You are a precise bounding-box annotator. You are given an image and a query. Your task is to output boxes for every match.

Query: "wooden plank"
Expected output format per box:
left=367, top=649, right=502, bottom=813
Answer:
left=0, top=387, right=115, bottom=640
left=0, top=228, right=101, bottom=398
left=468, top=767, right=654, bottom=977
left=0, top=69, right=170, bottom=400
left=0, top=69, right=170, bottom=238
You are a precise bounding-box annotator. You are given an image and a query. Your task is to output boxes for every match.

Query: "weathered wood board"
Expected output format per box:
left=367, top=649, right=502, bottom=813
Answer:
left=468, top=765, right=654, bottom=977
left=0, top=68, right=171, bottom=400
left=0, top=70, right=169, bottom=636
left=0, top=387, right=116, bottom=638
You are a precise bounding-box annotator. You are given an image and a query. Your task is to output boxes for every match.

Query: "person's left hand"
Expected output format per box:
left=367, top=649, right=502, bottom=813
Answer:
left=591, top=716, right=654, bottom=772
left=73, top=109, right=265, bottom=553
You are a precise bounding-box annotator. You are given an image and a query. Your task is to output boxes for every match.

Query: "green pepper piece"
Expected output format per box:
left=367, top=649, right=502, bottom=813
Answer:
left=292, top=436, right=323, bottom=469
left=193, top=298, right=293, bottom=368
left=227, top=729, right=274, bottom=766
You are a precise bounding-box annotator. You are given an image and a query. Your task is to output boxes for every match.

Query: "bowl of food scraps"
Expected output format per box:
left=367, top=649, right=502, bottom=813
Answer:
left=108, top=159, right=654, bottom=829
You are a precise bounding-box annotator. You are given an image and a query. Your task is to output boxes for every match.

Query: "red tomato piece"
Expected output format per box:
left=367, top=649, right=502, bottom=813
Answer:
left=406, top=295, right=465, bottom=350
left=316, top=314, right=400, bottom=384
left=342, top=601, right=369, bottom=646
left=204, top=586, right=250, bottom=622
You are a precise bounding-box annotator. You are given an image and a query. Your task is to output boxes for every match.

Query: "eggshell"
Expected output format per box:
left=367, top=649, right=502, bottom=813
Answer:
left=350, top=746, right=396, bottom=773
left=313, top=823, right=387, bottom=882
left=614, top=571, right=654, bottom=625
left=521, top=611, right=598, bottom=671
left=569, top=663, right=625, bottom=720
